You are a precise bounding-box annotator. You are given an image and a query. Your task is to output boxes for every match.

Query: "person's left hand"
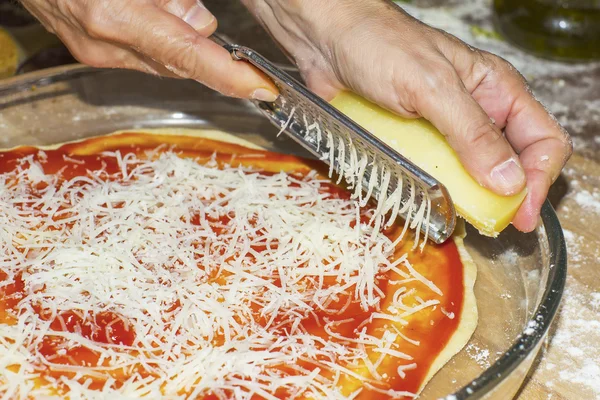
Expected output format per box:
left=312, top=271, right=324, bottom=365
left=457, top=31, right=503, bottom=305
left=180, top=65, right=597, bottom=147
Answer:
left=19, top=0, right=279, bottom=101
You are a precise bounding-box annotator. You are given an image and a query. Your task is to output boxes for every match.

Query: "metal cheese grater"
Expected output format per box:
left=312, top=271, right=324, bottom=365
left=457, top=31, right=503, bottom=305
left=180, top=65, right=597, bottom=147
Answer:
left=211, top=34, right=456, bottom=244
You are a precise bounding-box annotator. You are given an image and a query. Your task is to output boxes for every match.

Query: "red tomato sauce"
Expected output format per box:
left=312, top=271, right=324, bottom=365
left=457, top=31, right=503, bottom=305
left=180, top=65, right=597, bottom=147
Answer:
left=0, top=133, right=464, bottom=399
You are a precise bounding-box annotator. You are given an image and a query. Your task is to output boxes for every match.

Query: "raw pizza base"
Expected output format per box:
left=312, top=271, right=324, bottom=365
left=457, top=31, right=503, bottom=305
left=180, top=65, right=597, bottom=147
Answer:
left=4, top=127, right=478, bottom=397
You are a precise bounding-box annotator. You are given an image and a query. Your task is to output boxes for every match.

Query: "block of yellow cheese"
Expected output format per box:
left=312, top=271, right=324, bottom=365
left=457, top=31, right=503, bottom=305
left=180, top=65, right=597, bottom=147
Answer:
left=330, top=92, right=527, bottom=237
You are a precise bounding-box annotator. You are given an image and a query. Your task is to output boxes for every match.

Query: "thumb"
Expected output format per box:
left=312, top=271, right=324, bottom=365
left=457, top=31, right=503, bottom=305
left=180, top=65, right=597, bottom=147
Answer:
left=415, top=70, right=526, bottom=196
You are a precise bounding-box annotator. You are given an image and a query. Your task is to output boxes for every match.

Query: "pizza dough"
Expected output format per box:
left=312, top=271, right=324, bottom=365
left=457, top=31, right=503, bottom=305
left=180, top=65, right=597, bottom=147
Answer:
left=0, top=128, right=478, bottom=398
left=136, top=128, right=480, bottom=393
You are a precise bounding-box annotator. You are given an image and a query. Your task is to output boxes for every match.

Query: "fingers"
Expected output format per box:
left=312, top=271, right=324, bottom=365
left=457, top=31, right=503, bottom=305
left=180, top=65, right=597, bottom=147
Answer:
left=62, top=0, right=278, bottom=100
left=412, top=61, right=526, bottom=196
left=467, top=56, right=572, bottom=231
left=506, top=95, right=571, bottom=233
left=495, top=65, right=572, bottom=166
left=108, top=3, right=277, bottom=100
left=511, top=137, right=569, bottom=232
left=468, top=56, right=571, bottom=158
left=418, top=41, right=572, bottom=231
left=503, top=84, right=572, bottom=232
left=49, top=17, right=177, bottom=78
left=511, top=170, right=549, bottom=233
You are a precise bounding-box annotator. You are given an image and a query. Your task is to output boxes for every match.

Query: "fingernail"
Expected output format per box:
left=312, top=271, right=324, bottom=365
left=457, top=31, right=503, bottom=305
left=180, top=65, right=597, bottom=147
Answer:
left=251, top=88, right=278, bottom=102
left=183, top=3, right=215, bottom=31
left=490, top=158, right=526, bottom=195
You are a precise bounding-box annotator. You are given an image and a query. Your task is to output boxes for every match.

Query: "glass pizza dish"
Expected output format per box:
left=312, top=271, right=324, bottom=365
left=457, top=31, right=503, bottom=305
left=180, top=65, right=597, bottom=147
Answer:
left=0, top=65, right=567, bottom=400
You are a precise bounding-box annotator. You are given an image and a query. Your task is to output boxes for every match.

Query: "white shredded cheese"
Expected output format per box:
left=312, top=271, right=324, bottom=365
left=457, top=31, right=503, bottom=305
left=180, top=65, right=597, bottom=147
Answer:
left=0, top=148, right=445, bottom=399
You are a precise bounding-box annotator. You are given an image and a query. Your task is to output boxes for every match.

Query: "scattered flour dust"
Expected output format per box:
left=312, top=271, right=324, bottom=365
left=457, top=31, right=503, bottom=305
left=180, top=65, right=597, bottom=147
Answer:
left=541, top=283, right=600, bottom=398
left=559, top=168, right=600, bottom=269
left=562, top=229, right=585, bottom=266
left=465, top=343, right=491, bottom=369
left=535, top=163, right=600, bottom=397
left=591, top=293, right=600, bottom=310
left=573, top=190, right=600, bottom=214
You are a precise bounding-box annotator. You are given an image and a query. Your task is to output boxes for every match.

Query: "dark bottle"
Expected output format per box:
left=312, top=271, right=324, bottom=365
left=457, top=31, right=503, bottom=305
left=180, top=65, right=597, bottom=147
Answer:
left=493, top=0, right=600, bottom=62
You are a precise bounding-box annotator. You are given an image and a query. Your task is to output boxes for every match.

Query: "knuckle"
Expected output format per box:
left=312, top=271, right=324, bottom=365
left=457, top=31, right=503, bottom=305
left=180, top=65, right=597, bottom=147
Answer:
left=160, top=36, right=203, bottom=79
left=83, top=12, right=111, bottom=39
left=482, top=51, right=503, bottom=65
left=465, top=51, right=494, bottom=84
left=562, top=133, right=574, bottom=158
left=426, top=64, right=460, bottom=90
left=483, top=52, right=509, bottom=70
left=399, top=63, right=462, bottom=120
left=388, top=71, right=418, bottom=116
left=404, top=63, right=454, bottom=96
left=406, top=60, right=461, bottom=111
left=467, top=120, right=503, bottom=150
left=80, top=1, right=126, bottom=41
left=485, top=52, right=525, bottom=80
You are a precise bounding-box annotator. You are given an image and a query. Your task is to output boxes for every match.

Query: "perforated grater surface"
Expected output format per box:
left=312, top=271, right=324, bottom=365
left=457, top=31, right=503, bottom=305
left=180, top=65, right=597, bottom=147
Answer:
left=212, top=34, right=456, bottom=244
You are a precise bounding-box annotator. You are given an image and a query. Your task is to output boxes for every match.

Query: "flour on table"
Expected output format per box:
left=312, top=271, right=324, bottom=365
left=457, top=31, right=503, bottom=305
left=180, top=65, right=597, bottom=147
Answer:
left=399, top=1, right=596, bottom=78
left=562, top=229, right=584, bottom=267
left=541, top=284, right=600, bottom=398
left=573, top=190, right=600, bottom=214
left=544, top=163, right=600, bottom=397
left=559, top=168, right=600, bottom=268
left=465, top=343, right=490, bottom=369
left=590, top=293, right=600, bottom=310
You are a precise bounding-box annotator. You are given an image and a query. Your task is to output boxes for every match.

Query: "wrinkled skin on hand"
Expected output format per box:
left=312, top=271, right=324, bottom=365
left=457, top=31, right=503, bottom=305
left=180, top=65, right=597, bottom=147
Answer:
left=21, top=0, right=572, bottom=233
left=19, top=0, right=278, bottom=100
left=242, top=0, right=572, bottom=232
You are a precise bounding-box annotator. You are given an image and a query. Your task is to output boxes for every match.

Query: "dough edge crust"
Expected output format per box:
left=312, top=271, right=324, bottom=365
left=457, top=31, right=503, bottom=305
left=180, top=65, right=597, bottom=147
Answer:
left=419, top=219, right=478, bottom=394
left=11, top=127, right=264, bottom=151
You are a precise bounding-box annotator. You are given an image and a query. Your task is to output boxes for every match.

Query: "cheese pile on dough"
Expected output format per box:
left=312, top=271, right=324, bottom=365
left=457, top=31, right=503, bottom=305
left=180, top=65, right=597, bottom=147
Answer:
left=0, top=150, right=442, bottom=399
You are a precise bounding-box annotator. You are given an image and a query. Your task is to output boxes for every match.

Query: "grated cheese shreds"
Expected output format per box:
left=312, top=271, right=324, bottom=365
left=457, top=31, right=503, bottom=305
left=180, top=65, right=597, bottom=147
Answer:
left=297, top=111, right=431, bottom=246
left=0, top=148, right=446, bottom=399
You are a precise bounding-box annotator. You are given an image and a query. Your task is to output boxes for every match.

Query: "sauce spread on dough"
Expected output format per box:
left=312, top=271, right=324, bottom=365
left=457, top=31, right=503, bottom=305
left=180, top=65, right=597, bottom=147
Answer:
left=0, top=132, right=464, bottom=399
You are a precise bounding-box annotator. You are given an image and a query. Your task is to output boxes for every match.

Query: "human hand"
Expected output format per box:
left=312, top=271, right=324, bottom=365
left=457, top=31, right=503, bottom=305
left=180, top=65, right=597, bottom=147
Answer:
left=19, top=0, right=278, bottom=101
left=241, top=0, right=572, bottom=232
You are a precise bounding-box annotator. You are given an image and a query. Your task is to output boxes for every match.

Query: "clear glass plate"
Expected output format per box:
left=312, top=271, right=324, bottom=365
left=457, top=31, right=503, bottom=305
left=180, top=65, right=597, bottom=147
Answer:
left=0, top=65, right=567, bottom=400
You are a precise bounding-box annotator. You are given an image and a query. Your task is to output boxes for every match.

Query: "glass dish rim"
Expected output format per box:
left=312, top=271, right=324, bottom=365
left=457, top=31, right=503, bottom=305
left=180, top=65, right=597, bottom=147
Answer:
left=0, top=64, right=568, bottom=399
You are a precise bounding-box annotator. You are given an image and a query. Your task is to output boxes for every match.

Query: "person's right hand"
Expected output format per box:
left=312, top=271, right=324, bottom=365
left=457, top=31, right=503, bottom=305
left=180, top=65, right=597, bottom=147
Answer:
left=19, top=0, right=279, bottom=101
left=241, top=0, right=573, bottom=233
